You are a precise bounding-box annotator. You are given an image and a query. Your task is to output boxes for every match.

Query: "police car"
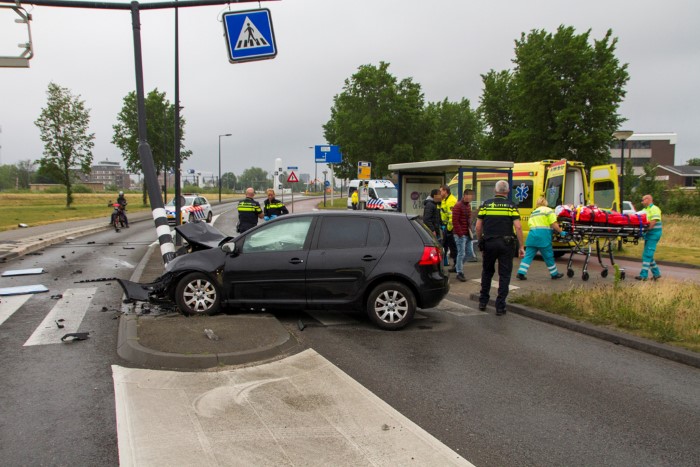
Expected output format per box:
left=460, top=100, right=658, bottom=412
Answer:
left=165, top=194, right=213, bottom=225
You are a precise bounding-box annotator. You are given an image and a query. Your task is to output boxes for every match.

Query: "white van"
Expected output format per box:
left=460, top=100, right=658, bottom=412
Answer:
left=347, top=179, right=398, bottom=211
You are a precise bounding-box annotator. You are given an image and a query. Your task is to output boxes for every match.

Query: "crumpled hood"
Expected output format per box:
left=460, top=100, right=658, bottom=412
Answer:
left=175, top=222, right=232, bottom=249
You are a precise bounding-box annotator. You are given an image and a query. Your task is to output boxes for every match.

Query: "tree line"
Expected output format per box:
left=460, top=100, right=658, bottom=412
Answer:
left=9, top=25, right=698, bottom=208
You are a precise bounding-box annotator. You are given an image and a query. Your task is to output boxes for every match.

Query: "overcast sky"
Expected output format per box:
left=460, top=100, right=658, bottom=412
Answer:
left=1, top=0, right=699, bottom=182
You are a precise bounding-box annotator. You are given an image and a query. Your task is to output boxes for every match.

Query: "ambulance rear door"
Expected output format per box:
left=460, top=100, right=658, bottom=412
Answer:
left=543, top=159, right=568, bottom=207
left=588, top=164, right=620, bottom=211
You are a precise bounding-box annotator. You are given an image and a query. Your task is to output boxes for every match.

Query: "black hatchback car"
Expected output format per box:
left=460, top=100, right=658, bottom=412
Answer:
left=119, top=211, right=449, bottom=330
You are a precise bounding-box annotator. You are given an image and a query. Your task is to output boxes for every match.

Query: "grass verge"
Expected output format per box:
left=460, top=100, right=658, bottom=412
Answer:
left=512, top=277, right=700, bottom=353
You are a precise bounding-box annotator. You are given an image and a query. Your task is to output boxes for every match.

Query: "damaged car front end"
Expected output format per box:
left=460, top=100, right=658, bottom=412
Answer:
left=117, top=222, right=232, bottom=315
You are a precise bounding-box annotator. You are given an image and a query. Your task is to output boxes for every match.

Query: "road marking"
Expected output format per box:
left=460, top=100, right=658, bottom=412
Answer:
left=0, top=294, right=32, bottom=326
left=23, top=287, right=97, bottom=346
left=470, top=278, right=519, bottom=291
left=439, top=298, right=484, bottom=316
left=113, top=349, right=472, bottom=466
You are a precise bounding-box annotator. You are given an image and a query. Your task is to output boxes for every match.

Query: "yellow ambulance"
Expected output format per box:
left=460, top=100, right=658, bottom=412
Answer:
left=449, top=159, right=620, bottom=252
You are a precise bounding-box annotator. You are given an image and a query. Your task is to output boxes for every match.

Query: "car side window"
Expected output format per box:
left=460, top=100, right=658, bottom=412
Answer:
left=317, top=217, right=387, bottom=249
left=241, top=218, right=312, bottom=253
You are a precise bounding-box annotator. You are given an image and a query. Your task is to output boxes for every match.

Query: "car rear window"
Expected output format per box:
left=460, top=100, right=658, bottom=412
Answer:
left=317, top=217, right=388, bottom=249
left=411, top=217, right=436, bottom=244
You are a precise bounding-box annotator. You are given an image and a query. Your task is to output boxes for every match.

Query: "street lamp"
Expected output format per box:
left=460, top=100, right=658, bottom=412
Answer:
left=322, top=170, right=328, bottom=207
left=613, top=130, right=634, bottom=211
left=218, top=133, right=231, bottom=203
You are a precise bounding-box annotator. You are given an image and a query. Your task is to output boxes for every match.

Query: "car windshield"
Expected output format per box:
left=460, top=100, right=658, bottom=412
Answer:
left=165, top=197, right=195, bottom=207
left=375, top=187, right=397, bottom=198
left=241, top=218, right=313, bottom=253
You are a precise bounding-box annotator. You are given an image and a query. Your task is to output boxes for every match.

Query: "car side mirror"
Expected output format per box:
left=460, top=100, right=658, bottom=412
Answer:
left=222, top=243, right=238, bottom=255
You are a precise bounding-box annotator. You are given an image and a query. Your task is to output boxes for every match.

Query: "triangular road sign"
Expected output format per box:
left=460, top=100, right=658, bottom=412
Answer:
left=287, top=171, right=299, bottom=183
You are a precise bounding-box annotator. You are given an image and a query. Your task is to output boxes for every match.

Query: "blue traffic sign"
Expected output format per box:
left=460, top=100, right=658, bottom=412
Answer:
left=315, top=145, right=342, bottom=163
left=223, top=9, right=277, bottom=64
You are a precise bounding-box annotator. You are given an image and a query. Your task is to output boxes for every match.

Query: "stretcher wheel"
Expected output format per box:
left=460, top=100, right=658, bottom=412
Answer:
left=567, top=269, right=574, bottom=278
left=582, top=272, right=590, bottom=281
left=620, top=271, right=626, bottom=280
left=601, top=269, right=608, bottom=278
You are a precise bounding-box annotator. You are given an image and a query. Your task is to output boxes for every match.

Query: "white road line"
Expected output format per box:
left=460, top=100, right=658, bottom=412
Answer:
left=113, top=349, right=472, bottom=466
left=23, top=287, right=97, bottom=346
left=440, top=298, right=484, bottom=316
left=470, top=278, right=519, bottom=291
left=0, top=294, right=32, bottom=326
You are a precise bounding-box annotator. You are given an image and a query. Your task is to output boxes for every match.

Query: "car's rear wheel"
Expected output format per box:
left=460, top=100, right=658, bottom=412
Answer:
left=175, top=272, right=221, bottom=316
left=366, top=281, right=416, bottom=330
left=206, top=211, right=213, bottom=223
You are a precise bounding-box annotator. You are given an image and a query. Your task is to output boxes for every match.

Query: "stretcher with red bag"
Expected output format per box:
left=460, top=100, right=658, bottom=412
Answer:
left=554, top=205, right=649, bottom=280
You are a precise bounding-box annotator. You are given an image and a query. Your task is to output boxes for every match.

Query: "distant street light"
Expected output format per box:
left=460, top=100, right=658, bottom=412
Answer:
left=218, top=133, right=232, bottom=203
left=613, top=130, right=634, bottom=210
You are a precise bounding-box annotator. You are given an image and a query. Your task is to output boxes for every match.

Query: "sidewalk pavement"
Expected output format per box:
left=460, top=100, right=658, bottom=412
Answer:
left=2, top=214, right=698, bottom=370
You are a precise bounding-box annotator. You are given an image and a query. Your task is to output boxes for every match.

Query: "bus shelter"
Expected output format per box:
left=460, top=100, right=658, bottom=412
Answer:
left=388, top=159, right=514, bottom=215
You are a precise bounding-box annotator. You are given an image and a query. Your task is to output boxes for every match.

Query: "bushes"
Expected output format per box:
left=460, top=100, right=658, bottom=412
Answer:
left=664, top=186, right=700, bottom=216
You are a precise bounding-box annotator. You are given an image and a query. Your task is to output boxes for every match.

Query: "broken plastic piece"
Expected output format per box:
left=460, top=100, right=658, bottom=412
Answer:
left=61, top=332, right=89, bottom=342
left=2, top=268, right=45, bottom=277
left=204, top=329, right=219, bottom=341
left=55, top=319, right=64, bottom=329
left=0, top=285, right=49, bottom=296
left=50, top=294, right=63, bottom=299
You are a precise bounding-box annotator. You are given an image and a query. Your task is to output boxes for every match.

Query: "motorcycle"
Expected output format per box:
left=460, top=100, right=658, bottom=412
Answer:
left=109, top=202, right=128, bottom=231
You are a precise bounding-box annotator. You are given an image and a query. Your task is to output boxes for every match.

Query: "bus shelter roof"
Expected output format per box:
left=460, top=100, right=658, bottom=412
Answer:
left=389, top=159, right=513, bottom=173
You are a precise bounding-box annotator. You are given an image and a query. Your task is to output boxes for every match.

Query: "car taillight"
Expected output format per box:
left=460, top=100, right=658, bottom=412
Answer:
left=418, top=246, right=441, bottom=266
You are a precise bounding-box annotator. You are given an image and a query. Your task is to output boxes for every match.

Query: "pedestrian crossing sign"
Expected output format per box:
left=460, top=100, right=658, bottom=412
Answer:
left=222, top=9, right=277, bottom=64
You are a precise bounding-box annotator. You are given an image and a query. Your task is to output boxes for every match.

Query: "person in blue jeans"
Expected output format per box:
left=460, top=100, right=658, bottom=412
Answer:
left=516, top=197, right=564, bottom=280
left=636, top=194, right=663, bottom=281
left=451, top=188, right=475, bottom=282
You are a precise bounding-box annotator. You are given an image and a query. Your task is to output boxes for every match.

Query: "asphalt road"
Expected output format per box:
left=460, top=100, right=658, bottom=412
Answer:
left=1, top=199, right=699, bottom=466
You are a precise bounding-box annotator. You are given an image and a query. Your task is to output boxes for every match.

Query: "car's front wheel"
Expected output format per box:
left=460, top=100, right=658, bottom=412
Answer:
left=188, top=213, right=196, bottom=223
left=175, top=272, right=221, bottom=316
left=366, top=281, right=416, bottom=330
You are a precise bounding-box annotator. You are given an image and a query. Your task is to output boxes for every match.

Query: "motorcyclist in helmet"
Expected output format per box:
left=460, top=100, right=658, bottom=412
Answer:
left=116, top=191, right=129, bottom=228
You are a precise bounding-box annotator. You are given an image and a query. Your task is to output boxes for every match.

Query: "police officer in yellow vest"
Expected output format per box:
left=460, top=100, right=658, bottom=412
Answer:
left=636, top=194, right=663, bottom=281
left=439, top=185, right=458, bottom=269
left=237, top=187, right=263, bottom=233
left=516, top=197, right=565, bottom=280
left=475, top=180, right=524, bottom=315
left=264, top=188, right=289, bottom=220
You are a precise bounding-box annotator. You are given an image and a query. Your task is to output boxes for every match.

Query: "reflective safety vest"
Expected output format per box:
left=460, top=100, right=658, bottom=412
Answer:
left=264, top=198, right=289, bottom=218
left=440, top=194, right=457, bottom=231
left=643, top=204, right=663, bottom=230
left=477, top=195, right=521, bottom=238
left=526, top=206, right=556, bottom=247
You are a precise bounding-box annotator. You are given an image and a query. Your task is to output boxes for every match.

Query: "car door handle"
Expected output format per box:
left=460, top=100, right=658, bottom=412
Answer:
left=289, top=258, right=304, bottom=264
left=362, top=255, right=377, bottom=262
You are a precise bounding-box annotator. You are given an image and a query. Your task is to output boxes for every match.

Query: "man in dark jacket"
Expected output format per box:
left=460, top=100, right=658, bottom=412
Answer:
left=237, top=187, right=263, bottom=233
left=422, top=189, right=442, bottom=239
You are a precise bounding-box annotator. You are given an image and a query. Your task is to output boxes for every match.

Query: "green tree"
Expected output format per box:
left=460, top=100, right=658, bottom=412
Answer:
left=221, top=172, right=237, bottom=191
left=479, top=70, right=518, bottom=160
left=238, top=167, right=270, bottom=192
left=34, top=82, right=95, bottom=207
left=15, top=160, right=35, bottom=189
left=423, top=98, right=482, bottom=160
left=112, top=88, right=191, bottom=204
left=480, top=26, right=629, bottom=166
left=686, top=158, right=700, bottom=166
left=637, top=163, right=666, bottom=205
left=323, top=62, right=427, bottom=179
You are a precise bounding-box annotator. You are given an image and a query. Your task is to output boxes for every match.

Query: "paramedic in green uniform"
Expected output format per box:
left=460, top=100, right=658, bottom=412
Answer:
left=636, top=194, right=663, bottom=281
left=516, top=197, right=565, bottom=280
